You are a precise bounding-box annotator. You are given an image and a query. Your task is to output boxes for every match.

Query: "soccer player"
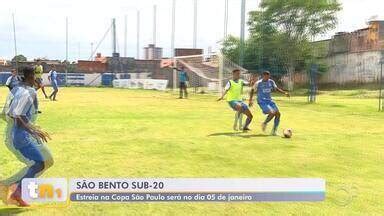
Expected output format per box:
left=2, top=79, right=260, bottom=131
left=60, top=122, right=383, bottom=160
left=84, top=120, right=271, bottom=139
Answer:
left=1, top=66, right=53, bottom=206
left=174, top=66, right=189, bottom=99
left=218, top=69, right=253, bottom=131
left=249, top=71, right=289, bottom=136
left=48, top=65, right=59, bottom=101
left=5, top=69, right=22, bottom=91
left=34, top=59, right=48, bottom=99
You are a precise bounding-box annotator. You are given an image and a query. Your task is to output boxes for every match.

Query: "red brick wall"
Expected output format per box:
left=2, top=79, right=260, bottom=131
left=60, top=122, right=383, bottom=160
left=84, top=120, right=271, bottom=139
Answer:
left=77, top=61, right=107, bottom=73
left=175, top=48, right=203, bottom=57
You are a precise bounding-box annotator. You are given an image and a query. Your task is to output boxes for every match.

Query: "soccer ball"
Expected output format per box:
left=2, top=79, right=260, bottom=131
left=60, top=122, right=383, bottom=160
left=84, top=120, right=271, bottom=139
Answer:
left=283, top=128, right=293, bottom=138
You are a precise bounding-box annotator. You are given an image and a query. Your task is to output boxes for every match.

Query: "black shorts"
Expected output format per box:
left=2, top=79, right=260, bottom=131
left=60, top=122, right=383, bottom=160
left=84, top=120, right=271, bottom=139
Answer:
left=179, top=82, right=187, bottom=88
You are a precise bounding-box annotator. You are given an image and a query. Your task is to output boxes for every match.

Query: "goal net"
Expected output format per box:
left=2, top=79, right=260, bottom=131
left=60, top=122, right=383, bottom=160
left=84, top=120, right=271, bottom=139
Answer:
left=172, top=53, right=249, bottom=95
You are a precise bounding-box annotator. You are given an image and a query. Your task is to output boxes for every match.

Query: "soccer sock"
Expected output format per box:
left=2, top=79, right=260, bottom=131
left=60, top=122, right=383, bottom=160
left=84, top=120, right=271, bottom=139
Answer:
left=273, top=115, right=280, bottom=132
left=243, top=116, right=252, bottom=129
left=233, top=112, right=239, bottom=128
left=264, top=114, right=274, bottom=124
left=238, top=113, right=243, bottom=128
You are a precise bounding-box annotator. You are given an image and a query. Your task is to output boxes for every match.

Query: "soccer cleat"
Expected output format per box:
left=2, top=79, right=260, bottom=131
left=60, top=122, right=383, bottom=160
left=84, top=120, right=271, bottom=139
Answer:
left=233, top=125, right=238, bottom=131
left=271, top=129, right=279, bottom=136
left=10, top=187, right=30, bottom=207
left=243, top=127, right=251, bottom=132
left=261, top=122, right=267, bottom=133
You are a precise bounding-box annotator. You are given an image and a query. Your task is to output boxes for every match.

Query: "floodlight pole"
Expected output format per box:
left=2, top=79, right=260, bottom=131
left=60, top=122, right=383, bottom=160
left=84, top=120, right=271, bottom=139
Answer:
left=124, top=15, right=127, bottom=57
left=153, top=5, right=157, bottom=46
left=239, top=0, right=246, bottom=67
left=224, top=0, right=228, bottom=39
left=193, top=0, right=197, bottom=48
left=65, top=17, right=68, bottom=86
left=171, top=0, right=177, bottom=91
left=137, top=11, right=140, bottom=59
left=112, top=18, right=117, bottom=54
left=12, top=14, right=18, bottom=72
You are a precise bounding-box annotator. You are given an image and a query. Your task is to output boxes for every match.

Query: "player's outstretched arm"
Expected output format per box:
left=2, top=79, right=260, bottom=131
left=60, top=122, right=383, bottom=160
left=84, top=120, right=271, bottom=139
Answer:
left=217, top=89, right=229, bottom=101
left=276, top=87, right=290, bottom=97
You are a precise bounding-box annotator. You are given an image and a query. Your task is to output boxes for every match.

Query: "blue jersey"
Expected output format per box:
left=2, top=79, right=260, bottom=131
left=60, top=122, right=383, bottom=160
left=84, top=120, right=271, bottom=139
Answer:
left=179, top=71, right=188, bottom=82
left=254, top=79, right=278, bottom=102
left=49, top=70, right=57, bottom=81
left=49, top=70, right=58, bottom=83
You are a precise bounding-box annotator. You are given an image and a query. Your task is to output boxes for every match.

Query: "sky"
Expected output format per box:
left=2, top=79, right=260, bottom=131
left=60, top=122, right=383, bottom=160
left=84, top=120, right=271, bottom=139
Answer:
left=0, top=0, right=383, bottom=61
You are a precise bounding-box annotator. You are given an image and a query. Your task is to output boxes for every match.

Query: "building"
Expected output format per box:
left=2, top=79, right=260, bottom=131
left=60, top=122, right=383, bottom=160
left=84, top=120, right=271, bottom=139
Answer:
left=143, top=44, right=163, bottom=60
left=0, top=58, right=8, bottom=66
left=94, top=53, right=107, bottom=63
left=297, top=19, right=384, bottom=85
left=174, top=48, right=203, bottom=57
left=77, top=60, right=107, bottom=73
left=328, top=19, right=384, bottom=55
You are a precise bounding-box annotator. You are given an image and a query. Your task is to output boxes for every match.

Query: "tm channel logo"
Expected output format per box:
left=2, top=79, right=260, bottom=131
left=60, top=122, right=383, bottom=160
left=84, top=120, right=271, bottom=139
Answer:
left=21, top=178, right=68, bottom=202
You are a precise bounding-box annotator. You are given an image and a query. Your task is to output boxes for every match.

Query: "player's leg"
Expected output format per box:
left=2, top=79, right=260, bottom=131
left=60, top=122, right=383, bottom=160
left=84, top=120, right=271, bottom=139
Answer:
left=179, top=82, right=183, bottom=98
left=41, top=85, right=48, bottom=98
left=50, top=83, right=59, bottom=101
left=259, top=101, right=275, bottom=132
left=270, top=101, right=280, bottom=136
left=53, top=88, right=58, bottom=101
left=238, top=112, right=243, bottom=130
left=242, top=108, right=253, bottom=131
left=9, top=143, right=53, bottom=206
left=261, top=113, right=274, bottom=133
left=183, top=84, right=188, bottom=98
left=233, top=111, right=240, bottom=131
left=35, top=78, right=48, bottom=98
left=237, top=102, right=252, bottom=131
left=271, top=111, right=281, bottom=135
left=34, top=79, right=41, bottom=90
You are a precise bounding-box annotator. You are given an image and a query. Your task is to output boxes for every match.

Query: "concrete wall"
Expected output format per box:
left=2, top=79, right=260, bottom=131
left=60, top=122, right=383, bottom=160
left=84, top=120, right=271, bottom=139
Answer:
left=322, top=51, right=383, bottom=84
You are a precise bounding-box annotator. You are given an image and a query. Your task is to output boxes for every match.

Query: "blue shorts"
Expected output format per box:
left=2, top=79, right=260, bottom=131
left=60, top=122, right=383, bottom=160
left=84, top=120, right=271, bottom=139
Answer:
left=12, top=127, right=41, bottom=149
left=258, top=100, right=279, bottom=114
left=51, top=80, right=58, bottom=90
left=228, top=101, right=249, bottom=111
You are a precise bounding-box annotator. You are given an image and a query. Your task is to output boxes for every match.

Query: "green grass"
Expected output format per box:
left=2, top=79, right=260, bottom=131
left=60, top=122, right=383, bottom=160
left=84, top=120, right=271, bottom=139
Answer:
left=0, top=87, right=383, bottom=215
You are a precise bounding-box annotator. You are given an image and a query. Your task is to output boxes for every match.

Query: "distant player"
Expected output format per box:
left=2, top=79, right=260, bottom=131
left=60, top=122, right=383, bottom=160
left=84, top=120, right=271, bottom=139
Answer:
left=0, top=66, right=53, bottom=206
left=5, top=69, right=22, bottom=91
left=249, top=71, right=289, bottom=136
left=218, top=69, right=253, bottom=131
left=34, top=59, right=48, bottom=99
left=174, top=66, right=189, bottom=99
left=48, top=65, right=59, bottom=101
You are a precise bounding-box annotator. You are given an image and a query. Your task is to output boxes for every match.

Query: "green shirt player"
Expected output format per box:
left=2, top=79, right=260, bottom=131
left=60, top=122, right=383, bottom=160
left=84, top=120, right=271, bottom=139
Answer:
left=218, top=69, right=253, bottom=131
left=34, top=59, right=48, bottom=99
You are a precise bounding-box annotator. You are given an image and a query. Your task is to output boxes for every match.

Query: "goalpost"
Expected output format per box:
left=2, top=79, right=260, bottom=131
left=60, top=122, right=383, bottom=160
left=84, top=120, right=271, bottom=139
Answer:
left=172, top=53, right=249, bottom=95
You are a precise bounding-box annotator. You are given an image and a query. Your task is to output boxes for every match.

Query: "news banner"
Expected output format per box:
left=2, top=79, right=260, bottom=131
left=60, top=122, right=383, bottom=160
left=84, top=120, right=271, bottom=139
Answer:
left=21, top=178, right=325, bottom=203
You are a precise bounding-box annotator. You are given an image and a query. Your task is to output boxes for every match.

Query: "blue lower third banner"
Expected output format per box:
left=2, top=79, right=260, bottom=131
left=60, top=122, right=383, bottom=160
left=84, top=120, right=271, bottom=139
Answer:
left=69, top=178, right=325, bottom=202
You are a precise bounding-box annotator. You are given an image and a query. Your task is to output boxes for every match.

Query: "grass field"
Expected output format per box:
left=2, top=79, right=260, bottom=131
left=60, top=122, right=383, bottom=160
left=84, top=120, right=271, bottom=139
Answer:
left=0, top=87, right=383, bottom=215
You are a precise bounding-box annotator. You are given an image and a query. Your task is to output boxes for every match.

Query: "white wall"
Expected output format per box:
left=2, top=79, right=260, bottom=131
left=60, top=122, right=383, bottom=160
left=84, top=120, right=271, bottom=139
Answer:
left=322, top=51, right=383, bottom=84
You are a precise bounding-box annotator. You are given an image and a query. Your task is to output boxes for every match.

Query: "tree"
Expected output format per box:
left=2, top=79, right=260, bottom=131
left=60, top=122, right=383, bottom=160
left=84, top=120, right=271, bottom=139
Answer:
left=222, top=0, right=341, bottom=89
left=12, top=54, right=27, bottom=62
